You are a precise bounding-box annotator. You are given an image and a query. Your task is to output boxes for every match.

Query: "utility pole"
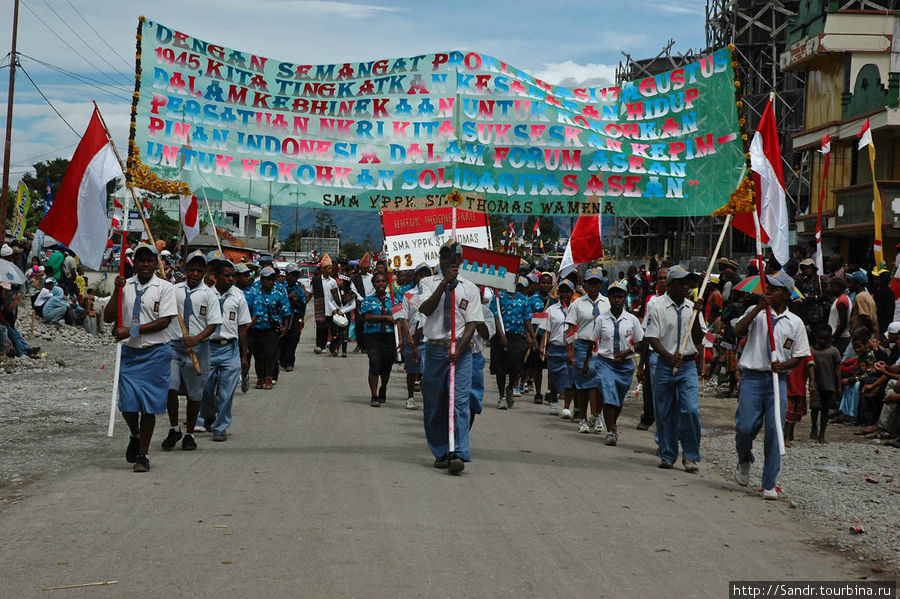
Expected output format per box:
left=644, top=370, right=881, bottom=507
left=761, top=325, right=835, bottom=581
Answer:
left=1, top=0, right=21, bottom=232
left=291, top=189, right=305, bottom=254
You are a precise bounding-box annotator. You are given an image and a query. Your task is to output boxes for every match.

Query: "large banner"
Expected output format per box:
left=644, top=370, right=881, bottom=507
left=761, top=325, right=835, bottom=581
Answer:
left=132, top=18, right=744, bottom=217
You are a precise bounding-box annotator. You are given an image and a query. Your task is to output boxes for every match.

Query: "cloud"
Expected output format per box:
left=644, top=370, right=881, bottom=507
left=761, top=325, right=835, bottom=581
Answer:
left=531, top=60, right=617, bottom=88
left=207, top=0, right=402, bottom=18
left=645, top=0, right=704, bottom=15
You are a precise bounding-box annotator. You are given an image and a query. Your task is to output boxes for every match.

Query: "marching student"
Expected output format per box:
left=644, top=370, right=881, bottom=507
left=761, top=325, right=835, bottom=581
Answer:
left=247, top=266, right=291, bottom=389
left=102, top=242, right=177, bottom=472
left=565, top=267, right=610, bottom=433
left=733, top=271, right=810, bottom=499
left=593, top=281, right=643, bottom=445
left=201, top=260, right=251, bottom=442
left=397, top=263, right=432, bottom=410
left=541, top=279, right=575, bottom=418
left=234, top=263, right=253, bottom=393
left=468, top=287, right=495, bottom=430
left=637, top=266, right=668, bottom=430
left=491, top=276, right=537, bottom=409
left=162, top=250, right=223, bottom=452
left=417, top=243, right=483, bottom=475
left=645, top=265, right=704, bottom=472
left=360, top=272, right=396, bottom=406
left=279, top=264, right=307, bottom=371
left=527, top=272, right=556, bottom=403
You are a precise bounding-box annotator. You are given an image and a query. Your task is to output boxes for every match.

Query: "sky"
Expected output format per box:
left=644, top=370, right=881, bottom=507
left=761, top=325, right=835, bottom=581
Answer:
left=0, top=0, right=708, bottom=184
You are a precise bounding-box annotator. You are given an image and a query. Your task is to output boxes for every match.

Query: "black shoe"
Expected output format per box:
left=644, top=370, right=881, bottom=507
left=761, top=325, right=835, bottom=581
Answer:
left=433, top=455, right=449, bottom=469
left=370, top=397, right=380, bottom=407
left=181, top=434, right=197, bottom=451
left=533, top=393, right=543, bottom=404
left=161, top=428, right=182, bottom=451
left=133, top=455, right=150, bottom=472
left=448, top=454, right=465, bottom=475
left=240, top=375, right=250, bottom=394
left=636, top=421, right=651, bottom=431
left=212, top=432, right=227, bottom=442
left=25, top=347, right=41, bottom=357
left=125, top=436, right=140, bottom=463
left=378, top=386, right=387, bottom=403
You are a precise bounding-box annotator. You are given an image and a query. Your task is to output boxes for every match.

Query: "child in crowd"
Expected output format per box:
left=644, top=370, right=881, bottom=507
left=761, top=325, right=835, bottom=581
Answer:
left=784, top=353, right=814, bottom=446
left=810, top=324, right=841, bottom=443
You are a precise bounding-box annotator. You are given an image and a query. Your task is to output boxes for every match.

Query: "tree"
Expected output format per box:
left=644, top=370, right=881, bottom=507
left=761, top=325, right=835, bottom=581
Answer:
left=362, top=232, right=375, bottom=252
left=144, top=205, right=179, bottom=244
left=341, top=242, right=364, bottom=260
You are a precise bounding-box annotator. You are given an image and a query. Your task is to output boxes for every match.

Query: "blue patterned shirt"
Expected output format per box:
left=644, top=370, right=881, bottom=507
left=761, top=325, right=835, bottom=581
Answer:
left=285, top=281, right=307, bottom=316
left=360, top=292, right=396, bottom=335
left=490, top=291, right=532, bottom=335
left=247, top=286, right=291, bottom=331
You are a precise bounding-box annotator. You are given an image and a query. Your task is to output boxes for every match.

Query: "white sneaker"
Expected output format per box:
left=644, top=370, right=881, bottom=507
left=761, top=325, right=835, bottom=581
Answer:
left=762, top=488, right=779, bottom=500
left=561, top=408, right=572, bottom=420
left=497, top=397, right=509, bottom=410
left=592, top=415, right=604, bottom=433
left=604, top=432, right=618, bottom=446
left=578, top=419, right=590, bottom=433
left=405, top=397, right=417, bottom=410
left=513, top=386, right=522, bottom=397
left=314, top=347, right=323, bottom=354
left=735, top=461, right=751, bottom=487
left=548, top=402, right=559, bottom=416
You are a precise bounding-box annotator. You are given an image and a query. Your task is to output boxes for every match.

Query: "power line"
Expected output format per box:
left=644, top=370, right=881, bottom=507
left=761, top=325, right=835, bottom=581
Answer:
left=38, top=0, right=132, bottom=85
left=64, top=0, right=134, bottom=72
left=18, top=63, right=80, bottom=136
left=19, top=0, right=127, bottom=89
left=10, top=142, right=79, bottom=166
left=17, top=54, right=132, bottom=101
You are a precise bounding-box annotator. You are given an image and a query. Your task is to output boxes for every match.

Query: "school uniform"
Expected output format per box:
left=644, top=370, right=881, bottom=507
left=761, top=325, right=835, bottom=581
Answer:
left=418, top=274, right=483, bottom=462
left=526, top=292, right=555, bottom=371
left=359, top=292, right=396, bottom=376
left=542, top=301, right=573, bottom=393
left=736, top=307, right=811, bottom=490
left=396, top=287, right=426, bottom=375
left=645, top=293, right=701, bottom=464
left=469, top=303, right=496, bottom=428
left=168, top=281, right=222, bottom=401
left=201, top=285, right=251, bottom=436
left=594, top=309, right=644, bottom=407
left=118, top=275, right=177, bottom=414
left=564, top=293, right=610, bottom=389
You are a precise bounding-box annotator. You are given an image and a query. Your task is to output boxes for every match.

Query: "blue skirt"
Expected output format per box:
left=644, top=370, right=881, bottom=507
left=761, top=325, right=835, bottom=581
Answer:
left=596, top=356, right=635, bottom=407
left=118, top=343, right=172, bottom=414
left=571, top=339, right=601, bottom=390
left=546, top=343, right=572, bottom=392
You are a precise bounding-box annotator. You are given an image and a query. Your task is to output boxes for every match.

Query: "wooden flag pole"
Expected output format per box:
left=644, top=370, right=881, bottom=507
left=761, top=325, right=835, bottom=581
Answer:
left=672, top=213, right=732, bottom=374
left=92, top=101, right=200, bottom=375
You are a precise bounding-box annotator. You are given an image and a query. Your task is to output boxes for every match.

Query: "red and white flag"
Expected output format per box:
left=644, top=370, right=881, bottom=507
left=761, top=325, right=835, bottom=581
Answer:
left=749, top=98, right=789, bottom=266
left=890, top=262, right=900, bottom=301
left=38, top=107, right=122, bottom=269
left=814, top=133, right=831, bottom=273
left=532, top=311, right=549, bottom=331
left=559, top=214, right=603, bottom=277
left=858, top=118, right=873, bottom=149
left=180, top=194, right=200, bottom=242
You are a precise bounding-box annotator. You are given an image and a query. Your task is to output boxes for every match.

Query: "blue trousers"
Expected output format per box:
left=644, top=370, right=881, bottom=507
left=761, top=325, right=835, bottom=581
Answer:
left=650, top=353, right=701, bottom=463
left=470, top=351, right=485, bottom=419
left=423, top=344, right=473, bottom=461
left=202, top=341, right=241, bottom=435
left=1, top=324, right=30, bottom=356
left=735, top=369, right=787, bottom=490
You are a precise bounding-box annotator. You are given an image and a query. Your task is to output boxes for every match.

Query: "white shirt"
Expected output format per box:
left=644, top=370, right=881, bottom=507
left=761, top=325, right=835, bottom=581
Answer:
left=472, top=303, right=496, bottom=354
left=829, top=294, right=851, bottom=339
left=35, top=287, right=53, bottom=307
left=396, top=287, right=425, bottom=338
left=210, top=285, right=251, bottom=341
left=642, top=292, right=665, bottom=328
left=738, top=307, right=811, bottom=371
left=121, top=275, right=177, bottom=349
left=593, top=309, right=644, bottom=359
left=645, top=293, right=697, bottom=357
left=417, top=274, right=483, bottom=341
left=564, top=293, right=610, bottom=343
left=322, top=276, right=340, bottom=314
left=167, top=281, right=223, bottom=340
left=542, top=302, right=570, bottom=346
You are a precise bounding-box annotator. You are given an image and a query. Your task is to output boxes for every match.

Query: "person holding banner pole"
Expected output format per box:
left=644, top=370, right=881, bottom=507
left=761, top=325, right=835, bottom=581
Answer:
left=417, top=243, right=482, bottom=475
left=106, top=215, right=130, bottom=437
left=103, top=242, right=177, bottom=472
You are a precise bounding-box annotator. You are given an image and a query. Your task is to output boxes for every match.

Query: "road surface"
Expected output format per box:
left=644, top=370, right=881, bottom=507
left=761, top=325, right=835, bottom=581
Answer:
left=0, top=348, right=870, bottom=597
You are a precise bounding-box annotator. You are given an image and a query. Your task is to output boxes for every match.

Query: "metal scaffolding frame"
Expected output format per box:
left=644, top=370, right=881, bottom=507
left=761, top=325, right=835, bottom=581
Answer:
left=613, top=0, right=809, bottom=262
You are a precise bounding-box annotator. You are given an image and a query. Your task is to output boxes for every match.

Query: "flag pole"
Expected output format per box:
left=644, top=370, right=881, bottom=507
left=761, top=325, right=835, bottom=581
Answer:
left=671, top=213, right=733, bottom=375
left=198, top=184, right=223, bottom=254
left=107, top=203, right=129, bottom=436
left=92, top=101, right=201, bottom=375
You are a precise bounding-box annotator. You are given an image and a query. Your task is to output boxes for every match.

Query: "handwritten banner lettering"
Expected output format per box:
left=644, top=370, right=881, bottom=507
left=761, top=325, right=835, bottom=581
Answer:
left=131, top=18, right=744, bottom=216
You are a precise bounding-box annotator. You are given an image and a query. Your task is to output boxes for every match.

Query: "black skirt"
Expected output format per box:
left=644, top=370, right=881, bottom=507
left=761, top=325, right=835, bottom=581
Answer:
left=366, top=332, right=396, bottom=376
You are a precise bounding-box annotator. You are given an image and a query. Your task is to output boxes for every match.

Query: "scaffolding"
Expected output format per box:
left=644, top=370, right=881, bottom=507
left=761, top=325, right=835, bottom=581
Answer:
left=613, top=1, right=809, bottom=262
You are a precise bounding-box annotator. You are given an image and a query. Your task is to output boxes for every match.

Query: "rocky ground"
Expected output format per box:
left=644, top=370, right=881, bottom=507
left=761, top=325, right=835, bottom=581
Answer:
left=0, top=304, right=115, bottom=506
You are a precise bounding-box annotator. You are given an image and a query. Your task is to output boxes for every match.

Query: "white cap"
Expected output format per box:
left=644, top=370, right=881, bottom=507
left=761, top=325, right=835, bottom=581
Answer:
left=0, top=243, right=12, bottom=257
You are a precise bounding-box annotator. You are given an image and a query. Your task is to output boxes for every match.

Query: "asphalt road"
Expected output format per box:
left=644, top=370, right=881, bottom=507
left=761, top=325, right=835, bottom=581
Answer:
left=0, top=347, right=869, bottom=598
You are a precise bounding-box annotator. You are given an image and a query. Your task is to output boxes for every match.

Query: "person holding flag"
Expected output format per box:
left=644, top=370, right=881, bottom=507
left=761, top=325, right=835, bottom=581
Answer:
left=592, top=281, right=643, bottom=446
left=732, top=271, right=810, bottom=499
left=417, top=242, right=483, bottom=475
left=102, top=242, right=177, bottom=472
left=540, top=279, right=575, bottom=418
left=161, top=250, right=223, bottom=452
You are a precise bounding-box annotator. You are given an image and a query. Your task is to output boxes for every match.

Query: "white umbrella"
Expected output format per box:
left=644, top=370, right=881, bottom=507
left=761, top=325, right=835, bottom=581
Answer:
left=0, top=260, right=26, bottom=286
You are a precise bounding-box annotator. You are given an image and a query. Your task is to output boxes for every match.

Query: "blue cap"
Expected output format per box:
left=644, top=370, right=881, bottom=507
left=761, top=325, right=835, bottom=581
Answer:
left=133, top=242, right=158, bottom=257
left=667, top=265, right=699, bottom=283
left=206, top=250, right=226, bottom=264
left=585, top=267, right=603, bottom=282
left=234, top=263, right=250, bottom=274
left=259, top=266, right=276, bottom=278
left=186, top=249, right=207, bottom=265
left=559, top=279, right=575, bottom=291
left=766, top=271, right=795, bottom=294
left=848, top=270, right=868, bottom=285
left=608, top=281, right=627, bottom=293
